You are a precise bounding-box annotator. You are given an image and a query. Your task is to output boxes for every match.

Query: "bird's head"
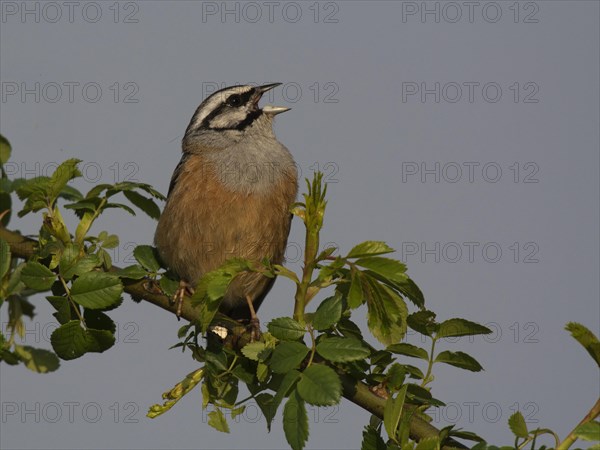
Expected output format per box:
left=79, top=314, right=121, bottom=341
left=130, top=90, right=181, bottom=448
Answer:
left=182, top=83, right=289, bottom=151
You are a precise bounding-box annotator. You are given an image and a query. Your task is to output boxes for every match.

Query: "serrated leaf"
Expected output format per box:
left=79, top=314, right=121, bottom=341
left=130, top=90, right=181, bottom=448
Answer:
left=347, top=241, right=395, bottom=258
left=508, top=411, right=528, bottom=438
left=316, top=337, right=370, bottom=362
left=574, top=421, right=600, bottom=441
left=123, top=190, right=161, bottom=220
left=297, top=364, right=341, bottom=406
left=255, top=393, right=277, bottom=431
left=566, top=322, right=600, bottom=368
left=46, top=295, right=72, bottom=324
left=387, top=343, right=428, bottom=360
left=0, top=238, right=11, bottom=280
left=347, top=268, right=364, bottom=309
left=13, top=345, right=60, bottom=373
left=60, top=248, right=101, bottom=280
left=242, top=341, right=267, bottom=361
left=361, top=425, right=386, bottom=450
left=269, top=370, right=302, bottom=428
left=48, top=159, right=82, bottom=202
left=407, top=310, right=437, bottom=337
left=50, top=320, right=115, bottom=360
left=268, top=317, right=306, bottom=341
left=133, top=245, right=161, bottom=273
left=384, top=384, right=407, bottom=443
left=21, top=261, right=56, bottom=291
left=435, top=351, right=483, bottom=372
left=207, top=409, right=230, bottom=433
left=83, top=309, right=116, bottom=333
left=70, top=272, right=123, bottom=310
left=415, top=436, right=440, bottom=450
left=363, top=274, right=408, bottom=346
left=312, top=294, right=342, bottom=330
left=395, top=276, right=425, bottom=309
left=283, top=390, right=309, bottom=450
left=116, top=265, right=148, bottom=280
left=0, top=134, right=11, bottom=165
left=437, top=318, right=492, bottom=339
left=355, top=257, right=407, bottom=282
left=105, top=202, right=136, bottom=215
left=159, top=275, right=179, bottom=296
left=270, top=341, right=309, bottom=374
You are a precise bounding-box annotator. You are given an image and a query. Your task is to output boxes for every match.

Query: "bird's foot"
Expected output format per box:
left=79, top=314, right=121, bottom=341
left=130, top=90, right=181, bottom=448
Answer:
left=249, top=317, right=261, bottom=342
left=172, top=280, right=194, bottom=320
left=245, top=294, right=261, bottom=341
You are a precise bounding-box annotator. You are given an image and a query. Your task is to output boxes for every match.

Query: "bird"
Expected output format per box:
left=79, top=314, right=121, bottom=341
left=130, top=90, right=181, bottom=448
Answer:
left=154, top=83, right=298, bottom=336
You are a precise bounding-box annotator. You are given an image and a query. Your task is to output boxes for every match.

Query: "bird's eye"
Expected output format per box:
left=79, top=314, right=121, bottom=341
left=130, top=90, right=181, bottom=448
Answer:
left=226, top=95, right=242, bottom=107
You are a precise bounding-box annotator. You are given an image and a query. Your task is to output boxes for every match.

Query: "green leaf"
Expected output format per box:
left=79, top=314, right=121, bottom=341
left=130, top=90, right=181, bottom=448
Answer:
left=21, top=261, right=56, bottom=291
left=434, top=350, right=483, bottom=372
left=347, top=268, right=365, bottom=309
left=508, top=411, right=528, bottom=438
left=407, top=310, right=437, bottom=337
left=13, top=345, right=60, bottom=373
left=0, top=134, right=11, bottom=165
left=0, top=238, right=11, bottom=280
left=46, top=295, right=72, bottom=324
left=48, top=159, right=82, bottom=202
left=116, top=265, right=148, bottom=280
left=133, top=245, right=161, bottom=273
left=123, top=190, right=161, bottom=220
left=267, top=370, right=302, bottom=431
left=159, top=275, right=179, bottom=296
left=60, top=251, right=101, bottom=280
left=268, top=317, right=306, bottom=341
left=355, top=257, right=407, bottom=282
left=70, top=272, right=123, bottom=310
left=192, top=259, right=251, bottom=331
left=255, top=393, right=277, bottom=432
left=574, top=421, right=600, bottom=441
left=316, top=337, right=370, bottom=362
left=363, top=274, right=408, bottom=346
left=384, top=384, right=407, bottom=443
left=242, top=341, right=267, bottom=361
left=361, top=425, right=386, bottom=450
left=312, top=294, right=342, bottom=330
left=50, top=320, right=115, bottom=360
left=83, top=309, right=116, bottom=333
left=387, top=343, right=428, bottom=360
left=415, top=436, right=440, bottom=450
left=437, top=318, right=492, bottom=339
left=283, top=390, right=309, bottom=450
left=566, top=322, right=600, bottom=368
left=270, top=341, right=309, bottom=374
left=297, top=364, right=341, bottom=406
left=347, top=241, right=395, bottom=258
left=394, top=276, right=425, bottom=309
left=207, top=409, right=230, bottom=433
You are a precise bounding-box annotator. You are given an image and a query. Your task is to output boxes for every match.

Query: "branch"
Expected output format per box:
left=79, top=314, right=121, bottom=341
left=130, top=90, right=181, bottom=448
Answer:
left=0, top=225, right=467, bottom=449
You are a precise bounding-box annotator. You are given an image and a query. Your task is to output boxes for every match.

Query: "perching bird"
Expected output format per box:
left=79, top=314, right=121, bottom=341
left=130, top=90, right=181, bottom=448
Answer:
left=154, top=83, right=298, bottom=332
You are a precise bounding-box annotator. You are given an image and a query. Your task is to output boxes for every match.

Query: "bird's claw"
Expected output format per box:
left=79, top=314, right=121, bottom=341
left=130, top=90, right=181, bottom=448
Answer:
left=173, top=280, right=194, bottom=320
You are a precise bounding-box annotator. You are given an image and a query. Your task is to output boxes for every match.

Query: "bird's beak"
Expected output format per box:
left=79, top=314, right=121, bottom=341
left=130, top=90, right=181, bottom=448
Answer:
left=257, top=83, right=291, bottom=115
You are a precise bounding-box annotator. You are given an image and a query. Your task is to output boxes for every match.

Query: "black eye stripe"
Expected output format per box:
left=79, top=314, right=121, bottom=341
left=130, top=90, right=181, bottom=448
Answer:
left=210, top=109, right=262, bottom=131
left=186, top=86, right=260, bottom=135
left=226, top=89, right=254, bottom=107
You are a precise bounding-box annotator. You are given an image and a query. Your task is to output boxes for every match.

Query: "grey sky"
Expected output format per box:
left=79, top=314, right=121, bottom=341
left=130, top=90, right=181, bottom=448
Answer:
left=1, top=1, right=598, bottom=449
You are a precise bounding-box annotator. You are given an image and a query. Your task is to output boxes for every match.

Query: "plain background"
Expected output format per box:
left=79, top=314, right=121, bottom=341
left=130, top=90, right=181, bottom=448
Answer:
left=0, top=1, right=598, bottom=449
